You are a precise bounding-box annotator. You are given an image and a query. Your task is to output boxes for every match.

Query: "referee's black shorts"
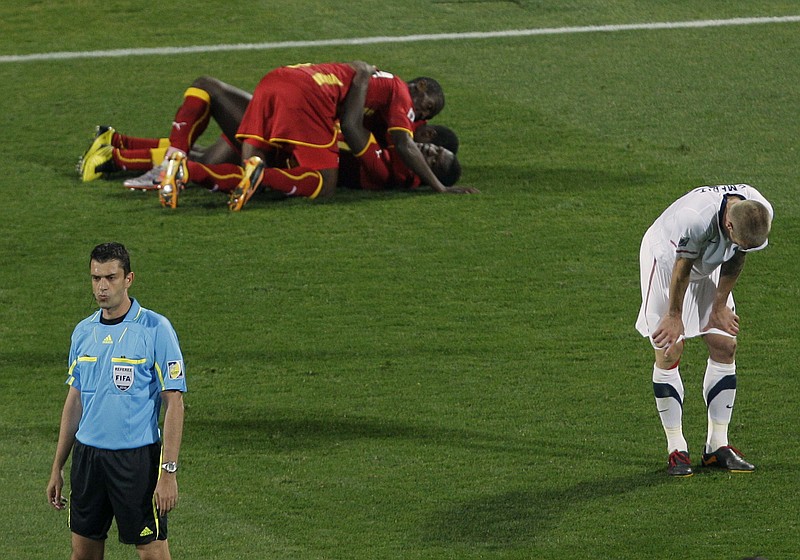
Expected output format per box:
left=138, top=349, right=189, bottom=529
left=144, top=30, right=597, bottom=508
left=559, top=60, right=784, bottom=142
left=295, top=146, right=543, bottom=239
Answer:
left=69, top=441, right=168, bottom=544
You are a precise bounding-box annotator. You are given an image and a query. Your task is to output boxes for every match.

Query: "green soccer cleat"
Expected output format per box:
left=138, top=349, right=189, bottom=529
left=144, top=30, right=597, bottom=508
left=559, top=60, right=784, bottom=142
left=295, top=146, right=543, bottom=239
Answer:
left=158, top=151, right=188, bottom=209
left=77, top=125, right=115, bottom=181
left=228, top=156, right=265, bottom=212
left=701, top=446, right=755, bottom=472
left=667, top=450, right=693, bottom=477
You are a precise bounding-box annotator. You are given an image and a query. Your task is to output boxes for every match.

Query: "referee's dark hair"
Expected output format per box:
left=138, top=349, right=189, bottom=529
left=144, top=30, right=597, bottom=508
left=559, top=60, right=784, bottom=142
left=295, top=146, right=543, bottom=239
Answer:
left=91, top=242, right=131, bottom=276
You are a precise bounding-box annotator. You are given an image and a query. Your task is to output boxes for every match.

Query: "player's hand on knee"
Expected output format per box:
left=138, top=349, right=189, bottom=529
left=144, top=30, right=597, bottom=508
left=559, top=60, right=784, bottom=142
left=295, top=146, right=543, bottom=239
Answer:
left=705, top=306, right=739, bottom=336
left=652, top=315, right=683, bottom=350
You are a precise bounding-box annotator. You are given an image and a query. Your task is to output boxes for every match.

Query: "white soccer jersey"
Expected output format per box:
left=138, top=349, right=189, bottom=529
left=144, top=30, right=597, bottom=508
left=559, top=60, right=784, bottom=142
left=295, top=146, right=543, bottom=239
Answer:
left=636, top=184, right=773, bottom=340
left=643, top=184, right=773, bottom=280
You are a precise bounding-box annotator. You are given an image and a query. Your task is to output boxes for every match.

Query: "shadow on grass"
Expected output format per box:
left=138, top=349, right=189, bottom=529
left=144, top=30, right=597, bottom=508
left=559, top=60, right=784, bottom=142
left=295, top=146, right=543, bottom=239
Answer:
left=190, top=409, right=558, bottom=457
left=110, top=181, right=425, bottom=211
left=466, top=164, right=658, bottom=193
left=81, top=165, right=662, bottom=216
left=422, top=470, right=667, bottom=548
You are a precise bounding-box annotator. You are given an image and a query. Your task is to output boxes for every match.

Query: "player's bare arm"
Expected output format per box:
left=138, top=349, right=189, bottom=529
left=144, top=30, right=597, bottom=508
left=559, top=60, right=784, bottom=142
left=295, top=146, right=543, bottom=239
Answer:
left=391, top=131, right=478, bottom=194
left=340, top=61, right=375, bottom=155
left=652, top=256, right=695, bottom=356
left=704, top=251, right=746, bottom=336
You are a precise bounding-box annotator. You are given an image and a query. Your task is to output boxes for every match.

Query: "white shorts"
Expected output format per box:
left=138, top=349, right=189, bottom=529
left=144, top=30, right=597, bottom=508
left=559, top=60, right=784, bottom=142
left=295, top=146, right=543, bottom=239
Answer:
left=635, top=233, right=735, bottom=346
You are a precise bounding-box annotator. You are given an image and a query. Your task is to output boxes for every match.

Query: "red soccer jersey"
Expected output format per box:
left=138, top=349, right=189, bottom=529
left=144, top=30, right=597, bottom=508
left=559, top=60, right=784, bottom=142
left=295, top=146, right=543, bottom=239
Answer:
left=362, top=71, right=417, bottom=140
left=352, top=134, right=419, bottom=190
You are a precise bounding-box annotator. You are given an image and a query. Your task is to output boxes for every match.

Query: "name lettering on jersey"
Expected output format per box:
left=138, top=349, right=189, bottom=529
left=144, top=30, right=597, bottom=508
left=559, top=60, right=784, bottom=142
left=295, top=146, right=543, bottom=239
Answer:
left=312, top=73, right=343, bottom=87
left=102, top=335, right=113, bottom=344
left=113, top=364, right=134, bottom=391
left=696, top=184, right=742, bottom=193
left=168, top=360, right=184, bottom=380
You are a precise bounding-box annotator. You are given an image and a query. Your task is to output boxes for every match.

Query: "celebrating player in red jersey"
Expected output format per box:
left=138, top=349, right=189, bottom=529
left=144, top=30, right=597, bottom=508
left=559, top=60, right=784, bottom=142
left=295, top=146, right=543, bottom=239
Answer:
left=229, top=61, right=475, bottom=211
left=77, top=67, right=474, bottom=207
left=338, top=64, right=475, bottom=193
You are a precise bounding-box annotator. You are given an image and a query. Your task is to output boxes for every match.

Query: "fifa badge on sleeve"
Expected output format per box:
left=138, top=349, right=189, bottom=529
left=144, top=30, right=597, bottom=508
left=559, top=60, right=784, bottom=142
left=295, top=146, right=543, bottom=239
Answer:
left=167, top=360, right=184, bottom=380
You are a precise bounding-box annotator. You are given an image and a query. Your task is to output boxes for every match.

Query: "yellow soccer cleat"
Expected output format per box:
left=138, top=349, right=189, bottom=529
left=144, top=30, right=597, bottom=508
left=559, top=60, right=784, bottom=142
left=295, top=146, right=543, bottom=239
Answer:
left=77, top=125, right=115, bottom=182
left=228, top=156, right=265, bottom=212
left=158, top=151, right=188, bottom=209
left=80, top=145, right=115, bottom=182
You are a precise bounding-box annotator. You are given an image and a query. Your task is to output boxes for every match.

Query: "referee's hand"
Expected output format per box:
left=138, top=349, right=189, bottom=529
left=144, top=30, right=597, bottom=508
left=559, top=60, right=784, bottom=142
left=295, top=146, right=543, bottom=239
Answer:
left=155, top=475, right=178, bottom=514
left=46, top=471, right=67, bottom=510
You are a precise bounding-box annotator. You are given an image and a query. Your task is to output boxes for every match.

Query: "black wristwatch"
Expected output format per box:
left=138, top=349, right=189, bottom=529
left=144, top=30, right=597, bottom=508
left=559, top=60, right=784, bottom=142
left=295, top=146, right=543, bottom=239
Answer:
left=161, top=461, right=178, bottom=473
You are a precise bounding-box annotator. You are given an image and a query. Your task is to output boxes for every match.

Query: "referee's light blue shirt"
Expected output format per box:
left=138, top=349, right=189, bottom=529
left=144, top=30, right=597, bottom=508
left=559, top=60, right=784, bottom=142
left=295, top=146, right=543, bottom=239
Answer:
left=66, top=299, right=186, bottom=450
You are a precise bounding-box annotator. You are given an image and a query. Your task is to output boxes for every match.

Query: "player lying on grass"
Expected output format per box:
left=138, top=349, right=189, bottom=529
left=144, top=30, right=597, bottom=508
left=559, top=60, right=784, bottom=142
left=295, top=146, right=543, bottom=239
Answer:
left=336, top=62, right=472, bottom=193
left=77, top=71, right=470, bottom=207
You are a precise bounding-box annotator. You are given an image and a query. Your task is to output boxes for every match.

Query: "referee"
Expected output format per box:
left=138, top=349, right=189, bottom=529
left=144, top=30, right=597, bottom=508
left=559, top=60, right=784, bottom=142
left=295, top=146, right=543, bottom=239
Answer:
left=47, top=242, right=186, bottom=559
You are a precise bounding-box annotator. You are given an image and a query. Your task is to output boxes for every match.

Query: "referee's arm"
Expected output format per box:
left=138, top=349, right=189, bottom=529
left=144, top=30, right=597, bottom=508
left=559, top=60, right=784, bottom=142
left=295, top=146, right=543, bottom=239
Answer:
left=47, top=387, right=82, bottom=510
left=155, top=390, right=184, bottom=514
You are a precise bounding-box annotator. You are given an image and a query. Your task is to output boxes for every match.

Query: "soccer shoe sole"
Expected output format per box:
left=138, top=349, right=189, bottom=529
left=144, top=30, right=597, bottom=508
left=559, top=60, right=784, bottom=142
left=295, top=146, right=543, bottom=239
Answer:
left=229, top=158, right=265, bottom=212
left=159, top=153, right=187, bottom=209
left=77, top=125, right=114, bottom=181
left=80, top=145, right=114, bottom=182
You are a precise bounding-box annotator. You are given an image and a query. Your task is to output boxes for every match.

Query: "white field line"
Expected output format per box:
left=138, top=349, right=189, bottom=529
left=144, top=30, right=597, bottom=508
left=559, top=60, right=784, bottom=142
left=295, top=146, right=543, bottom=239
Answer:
left=2, top=15, right=799, bottom=64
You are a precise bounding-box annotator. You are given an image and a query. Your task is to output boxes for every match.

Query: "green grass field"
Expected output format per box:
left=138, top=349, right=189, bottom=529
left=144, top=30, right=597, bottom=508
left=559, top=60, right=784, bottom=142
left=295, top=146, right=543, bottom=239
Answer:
left=2, top=2, right=800, bottom=558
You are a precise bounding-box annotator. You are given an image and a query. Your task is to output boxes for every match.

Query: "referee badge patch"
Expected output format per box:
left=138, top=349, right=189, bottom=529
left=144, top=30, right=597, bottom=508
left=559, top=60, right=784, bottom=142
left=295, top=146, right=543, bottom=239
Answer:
left=113, top=364, right=134, bottom=391
left=167, top=360, right=184, bottom=380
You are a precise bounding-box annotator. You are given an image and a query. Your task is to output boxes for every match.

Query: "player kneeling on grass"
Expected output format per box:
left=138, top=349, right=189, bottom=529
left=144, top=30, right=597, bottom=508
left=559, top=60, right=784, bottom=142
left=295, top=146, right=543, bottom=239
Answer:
left=636, top=184, right=773, bottom=477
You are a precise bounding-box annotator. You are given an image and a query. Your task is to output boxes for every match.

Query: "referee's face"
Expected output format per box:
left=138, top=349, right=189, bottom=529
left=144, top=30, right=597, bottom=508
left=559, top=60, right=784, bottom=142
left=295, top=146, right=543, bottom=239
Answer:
left=90, top=259, right=133, bottom=318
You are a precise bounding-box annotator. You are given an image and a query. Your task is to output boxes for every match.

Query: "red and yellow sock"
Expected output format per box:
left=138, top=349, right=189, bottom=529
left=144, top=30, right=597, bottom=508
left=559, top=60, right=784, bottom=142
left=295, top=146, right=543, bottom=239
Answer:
left=112, top=134, right=169, bottom=150
left=111, top=146, right=170, bottom=171
left=186, top=161, right=243, bottom=192
left=168, top=87, right=211, bottom=153
left=262, top=167, right=324, bottom=199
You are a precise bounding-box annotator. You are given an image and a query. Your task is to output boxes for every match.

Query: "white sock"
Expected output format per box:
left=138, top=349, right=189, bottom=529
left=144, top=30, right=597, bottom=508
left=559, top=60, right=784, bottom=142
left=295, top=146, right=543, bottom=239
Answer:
left=703, top=359, right=736, bottom=453
left=653, top=365, right=688, bottom=453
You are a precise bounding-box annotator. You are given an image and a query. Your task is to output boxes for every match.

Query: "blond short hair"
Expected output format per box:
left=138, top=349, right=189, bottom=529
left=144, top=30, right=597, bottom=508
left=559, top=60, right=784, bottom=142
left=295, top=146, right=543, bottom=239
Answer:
left=729, top=200, right=771, bottom=248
